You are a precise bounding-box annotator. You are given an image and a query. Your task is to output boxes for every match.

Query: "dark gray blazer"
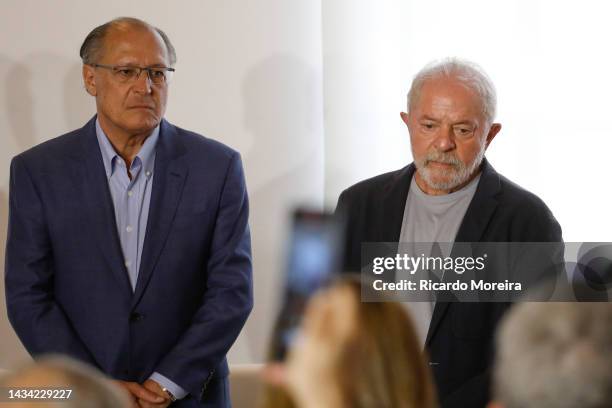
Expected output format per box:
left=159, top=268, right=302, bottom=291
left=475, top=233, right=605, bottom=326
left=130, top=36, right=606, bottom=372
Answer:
left=336, top=158, right=562, bottom=408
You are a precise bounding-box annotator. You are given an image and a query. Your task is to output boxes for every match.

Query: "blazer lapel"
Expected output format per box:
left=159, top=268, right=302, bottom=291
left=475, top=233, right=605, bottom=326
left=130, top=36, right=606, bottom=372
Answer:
left=453, top=159, right=501, bottom=243
left=80, top=117, right=133, bottom=297
left=132, top=120, right=188, bottom=308
left=379, top=164, right=416, bottom=241
left=425, top=159, right=501, bottom=346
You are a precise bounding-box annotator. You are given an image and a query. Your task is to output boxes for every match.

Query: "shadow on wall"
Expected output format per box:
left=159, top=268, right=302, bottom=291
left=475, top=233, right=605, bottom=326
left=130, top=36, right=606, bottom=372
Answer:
left=4, top=55, right=92, bottom=153
left=64, top=62, right=94, bottom=130
left=238, top=54, right=324, bottom=363
left=5, top=62, right=37, bottom=151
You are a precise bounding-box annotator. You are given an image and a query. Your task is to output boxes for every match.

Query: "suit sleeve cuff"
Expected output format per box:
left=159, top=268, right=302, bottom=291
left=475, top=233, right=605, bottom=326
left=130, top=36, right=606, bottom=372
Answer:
left=150, top=372, right=188, bottom=400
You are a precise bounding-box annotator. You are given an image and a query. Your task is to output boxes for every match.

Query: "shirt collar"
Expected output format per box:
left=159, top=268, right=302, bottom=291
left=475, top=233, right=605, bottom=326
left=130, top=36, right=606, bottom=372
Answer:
left=95, top=118, right=160, bottom=179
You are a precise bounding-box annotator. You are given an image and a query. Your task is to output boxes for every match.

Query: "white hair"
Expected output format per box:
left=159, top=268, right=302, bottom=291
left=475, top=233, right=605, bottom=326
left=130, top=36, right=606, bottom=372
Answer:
left=493, top=302, right=612, bottom=408
left=407, top=58, right=497, bottom=126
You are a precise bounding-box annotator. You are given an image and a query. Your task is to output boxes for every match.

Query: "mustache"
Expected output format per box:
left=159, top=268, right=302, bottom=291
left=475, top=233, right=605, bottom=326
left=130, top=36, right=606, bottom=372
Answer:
left=424, top=151, right=462, bottom=167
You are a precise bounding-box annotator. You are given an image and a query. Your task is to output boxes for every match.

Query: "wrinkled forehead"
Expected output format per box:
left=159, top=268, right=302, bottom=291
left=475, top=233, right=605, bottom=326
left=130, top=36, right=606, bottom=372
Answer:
left=412, top=77, right=486, bottom=120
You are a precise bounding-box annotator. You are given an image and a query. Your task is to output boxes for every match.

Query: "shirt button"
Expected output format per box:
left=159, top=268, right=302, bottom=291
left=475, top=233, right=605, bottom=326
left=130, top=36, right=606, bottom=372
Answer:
left=130, top=312, right=145, bottom=322
left=127, top=190, right=133, bottom=197
left=145, top=171, right=152, bottom=177
left=125, top=260, right=131, bottom=267
left=126, top=225, right=133, bottom=233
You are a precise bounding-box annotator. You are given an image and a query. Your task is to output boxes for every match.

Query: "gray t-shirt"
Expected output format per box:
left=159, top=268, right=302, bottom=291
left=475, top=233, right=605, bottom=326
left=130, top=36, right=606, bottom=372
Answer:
left=400, top=173, right=481, bottom=346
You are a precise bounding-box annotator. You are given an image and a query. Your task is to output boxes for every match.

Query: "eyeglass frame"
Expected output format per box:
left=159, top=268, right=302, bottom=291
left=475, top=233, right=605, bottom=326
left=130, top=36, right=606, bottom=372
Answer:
left=89, top=63, right=176, bottom=84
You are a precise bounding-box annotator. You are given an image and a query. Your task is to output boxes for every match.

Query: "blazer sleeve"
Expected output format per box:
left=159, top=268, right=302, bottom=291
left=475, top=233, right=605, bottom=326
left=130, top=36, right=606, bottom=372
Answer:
left=335, top=187, right=370, bottom=273
left=5, top=156, right=97, bottom=365
left=335, top=188, right=359, bottom=272
left=153, top=152, right=253, bottom=400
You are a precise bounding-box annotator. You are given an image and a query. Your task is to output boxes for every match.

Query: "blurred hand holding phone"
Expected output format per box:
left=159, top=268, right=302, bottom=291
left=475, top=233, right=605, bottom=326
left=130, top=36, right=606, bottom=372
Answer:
left=272, top=208, right=345, bottom=360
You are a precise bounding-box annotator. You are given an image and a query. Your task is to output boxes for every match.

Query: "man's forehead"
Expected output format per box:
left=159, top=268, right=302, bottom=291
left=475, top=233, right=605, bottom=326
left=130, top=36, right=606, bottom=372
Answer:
left=420, top=77, right=478, bottom=99
left=414, top=77, right=484, bottom=117
left=102, top=25, right=168, bottom=63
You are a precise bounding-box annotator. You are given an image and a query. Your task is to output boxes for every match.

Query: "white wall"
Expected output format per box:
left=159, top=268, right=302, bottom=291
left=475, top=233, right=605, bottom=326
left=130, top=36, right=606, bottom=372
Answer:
left=0, top=0, right=324, bottom=368
left=322, top=0, right=612, bottom=242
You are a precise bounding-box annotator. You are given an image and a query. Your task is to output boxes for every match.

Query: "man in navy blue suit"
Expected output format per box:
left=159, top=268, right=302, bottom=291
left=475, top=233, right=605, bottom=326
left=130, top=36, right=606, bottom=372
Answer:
left=5, top=17, right=252, bottom=407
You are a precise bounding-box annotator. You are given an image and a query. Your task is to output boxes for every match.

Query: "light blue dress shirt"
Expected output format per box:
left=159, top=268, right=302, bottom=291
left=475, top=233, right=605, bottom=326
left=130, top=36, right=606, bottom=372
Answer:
left=95, top=119, right=188, bottom=400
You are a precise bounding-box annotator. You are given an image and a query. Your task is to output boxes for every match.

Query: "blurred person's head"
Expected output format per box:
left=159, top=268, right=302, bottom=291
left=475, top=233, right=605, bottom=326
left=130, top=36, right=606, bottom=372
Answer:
left=0, top=355, right=130, bottom=408
left=489, top=302, right=612, bottom=408
left=400, top=58, right=502, bottom=195
left=279, top=276, right=437, bottom=408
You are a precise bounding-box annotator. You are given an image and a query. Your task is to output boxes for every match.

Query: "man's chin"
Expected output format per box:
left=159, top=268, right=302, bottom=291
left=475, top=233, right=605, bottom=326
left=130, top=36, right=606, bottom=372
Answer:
left=425, top=179, right=459, bottom=191
left=423, top=169, right=457, bottom=184
left=419, top=170, right=464, bottom=191
left=125, top=116, right=161, bottom=134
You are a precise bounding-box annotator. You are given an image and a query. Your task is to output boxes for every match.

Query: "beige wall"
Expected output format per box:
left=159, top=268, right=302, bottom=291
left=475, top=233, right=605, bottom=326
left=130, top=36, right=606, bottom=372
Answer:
left=0, top=0, right=324, bottom=368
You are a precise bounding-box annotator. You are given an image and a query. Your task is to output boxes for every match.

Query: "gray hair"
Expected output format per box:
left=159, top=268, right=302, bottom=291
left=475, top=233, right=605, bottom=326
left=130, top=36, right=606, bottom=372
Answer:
left=0, top=355, right=130, bottom=408
left=407, top=58, right=497, bottom=126
left=79, top=17, right=176, bottom=66
left=493, top=302, right=612, bottom=408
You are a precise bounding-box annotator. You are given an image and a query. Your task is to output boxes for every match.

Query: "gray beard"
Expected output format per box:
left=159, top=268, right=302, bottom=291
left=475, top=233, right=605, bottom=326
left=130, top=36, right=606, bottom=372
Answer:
left=415, top=146, right=486, bottom=191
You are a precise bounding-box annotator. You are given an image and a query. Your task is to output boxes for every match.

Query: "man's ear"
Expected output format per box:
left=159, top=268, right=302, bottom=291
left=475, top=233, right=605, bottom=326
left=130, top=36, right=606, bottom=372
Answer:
left=485, top=123, right=502, bottom=148
left=486, top=401, right=504, bottom=408
left=400, top=111, right=410, bottom=126
left=82, top=64, right=97, bottom=96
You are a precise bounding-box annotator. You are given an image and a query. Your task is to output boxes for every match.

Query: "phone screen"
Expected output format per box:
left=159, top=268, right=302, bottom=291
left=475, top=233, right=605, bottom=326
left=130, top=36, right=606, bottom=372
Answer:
left=272, top=209, right=344, bottom=360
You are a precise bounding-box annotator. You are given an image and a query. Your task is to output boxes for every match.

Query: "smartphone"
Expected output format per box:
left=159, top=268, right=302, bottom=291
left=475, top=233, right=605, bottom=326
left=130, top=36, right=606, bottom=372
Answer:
left=271, top=208, right=344, bottom=360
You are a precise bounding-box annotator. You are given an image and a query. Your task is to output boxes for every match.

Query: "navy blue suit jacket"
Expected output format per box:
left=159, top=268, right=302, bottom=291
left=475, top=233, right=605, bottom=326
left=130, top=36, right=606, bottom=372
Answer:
left=5, top=116, right=253, bottom=407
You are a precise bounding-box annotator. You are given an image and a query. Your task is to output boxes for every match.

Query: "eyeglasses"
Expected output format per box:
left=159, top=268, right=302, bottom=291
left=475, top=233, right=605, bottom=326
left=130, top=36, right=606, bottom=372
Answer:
left=90, top=64, right=175, bottom=85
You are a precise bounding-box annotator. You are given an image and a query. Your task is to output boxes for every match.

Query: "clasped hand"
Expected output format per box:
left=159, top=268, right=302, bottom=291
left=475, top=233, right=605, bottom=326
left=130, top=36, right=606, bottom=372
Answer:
left=115, top=379, right=172, bottom=408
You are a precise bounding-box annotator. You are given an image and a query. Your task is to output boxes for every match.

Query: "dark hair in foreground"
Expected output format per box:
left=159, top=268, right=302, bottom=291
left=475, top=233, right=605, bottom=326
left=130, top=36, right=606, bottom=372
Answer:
left=79, top=17, right=176, bottom=65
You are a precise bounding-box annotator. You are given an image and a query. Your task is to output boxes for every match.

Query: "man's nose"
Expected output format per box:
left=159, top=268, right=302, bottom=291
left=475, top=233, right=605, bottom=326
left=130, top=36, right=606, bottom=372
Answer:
left=133, top=70, right=153, bottom=94
left=433, top=126, right=456, bottom=151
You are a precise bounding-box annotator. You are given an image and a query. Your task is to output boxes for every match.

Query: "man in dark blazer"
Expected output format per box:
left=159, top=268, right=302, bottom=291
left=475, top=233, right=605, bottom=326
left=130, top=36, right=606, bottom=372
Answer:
left=5, top=18, right=252, bottom=407
left=336, top=59, right=562, bottom=408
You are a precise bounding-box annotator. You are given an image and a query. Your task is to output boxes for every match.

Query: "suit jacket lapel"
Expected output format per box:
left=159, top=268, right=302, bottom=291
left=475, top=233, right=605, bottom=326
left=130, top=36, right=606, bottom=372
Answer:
left=374, top=164, right=415, bottom=296
left=132, top=120, right=188, bottom=308
left=425, top=158, right=502, bottom=346
left=80, top=116, right=133, bottom=297
left=379, top=164, right=416, bottom=242
left=453, top=159, right=501, bottom=243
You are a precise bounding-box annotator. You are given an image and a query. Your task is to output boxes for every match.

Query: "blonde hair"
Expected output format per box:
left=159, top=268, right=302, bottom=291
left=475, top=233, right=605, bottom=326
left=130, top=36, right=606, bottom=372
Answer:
left=260, top=276, right=438, bottom=408
left=0, top=355, right=130, bottom=408
left=328, top=277, right=437, bottom=408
